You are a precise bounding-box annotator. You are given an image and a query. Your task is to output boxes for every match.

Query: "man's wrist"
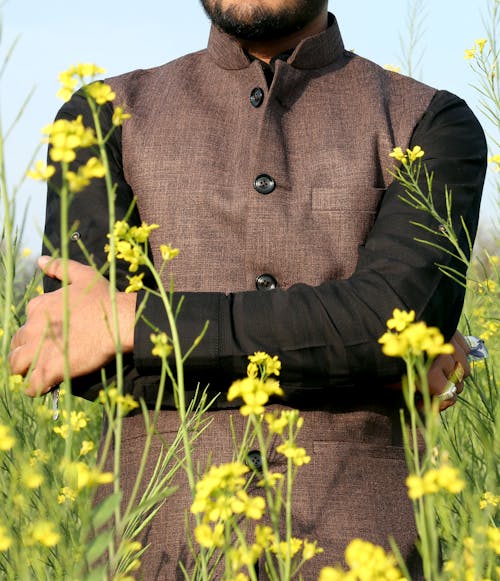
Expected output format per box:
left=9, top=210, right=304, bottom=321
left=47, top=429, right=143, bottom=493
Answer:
left=117, top=291, right=137, bottom=353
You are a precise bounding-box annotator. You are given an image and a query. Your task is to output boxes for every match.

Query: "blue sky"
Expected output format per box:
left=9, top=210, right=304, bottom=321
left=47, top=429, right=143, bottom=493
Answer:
left=1, top=0, right=494, bottom=251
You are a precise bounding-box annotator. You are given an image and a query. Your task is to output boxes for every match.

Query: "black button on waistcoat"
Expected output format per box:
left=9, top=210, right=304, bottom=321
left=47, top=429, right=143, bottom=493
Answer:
left=256, top=273, right=278, bottom=291
left=254, top=174, right=276, bottom=195
left=247, top=450, right=263, bottom=472
left=250, top=87, right=264, bottom=108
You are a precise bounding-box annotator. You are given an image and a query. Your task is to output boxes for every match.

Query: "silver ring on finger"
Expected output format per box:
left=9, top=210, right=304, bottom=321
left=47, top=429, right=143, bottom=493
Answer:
left=437, top=382, right=458, bottom=401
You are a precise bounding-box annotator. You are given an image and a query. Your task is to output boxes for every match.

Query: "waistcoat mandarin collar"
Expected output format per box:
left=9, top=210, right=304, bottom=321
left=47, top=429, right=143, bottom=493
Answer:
left=207, top=12, right=345, bottom=71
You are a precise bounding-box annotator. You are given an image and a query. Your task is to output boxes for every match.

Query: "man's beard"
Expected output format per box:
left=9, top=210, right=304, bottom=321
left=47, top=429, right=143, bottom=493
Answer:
left=200, top=0, right=327, bottom=41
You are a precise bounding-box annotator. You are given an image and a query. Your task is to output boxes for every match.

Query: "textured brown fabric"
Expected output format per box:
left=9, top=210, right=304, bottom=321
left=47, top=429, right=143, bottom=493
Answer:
left=99, top=15, right=436, bottom=579
left=98, top=406, right=423, bottom=580
left=109, top=16, right=435, bottom=294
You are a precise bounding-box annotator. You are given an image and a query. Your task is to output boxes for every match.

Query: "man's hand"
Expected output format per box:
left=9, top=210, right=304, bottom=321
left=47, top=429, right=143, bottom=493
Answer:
left=427, top=330, right=471, bottom=411
left=9, top=256, right=137, bottom=397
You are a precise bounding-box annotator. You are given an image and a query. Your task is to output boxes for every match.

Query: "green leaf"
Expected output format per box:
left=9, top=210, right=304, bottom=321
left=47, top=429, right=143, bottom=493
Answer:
left=92, top=491, right=122, bottom=530
left=87, top=529, right=114, bottom=565
left=83, top=564, right=108, bottom=581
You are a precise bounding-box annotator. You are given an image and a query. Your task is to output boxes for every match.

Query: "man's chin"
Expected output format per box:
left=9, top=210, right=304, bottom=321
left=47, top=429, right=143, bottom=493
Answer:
left=200, top=0, right=326, bottom=42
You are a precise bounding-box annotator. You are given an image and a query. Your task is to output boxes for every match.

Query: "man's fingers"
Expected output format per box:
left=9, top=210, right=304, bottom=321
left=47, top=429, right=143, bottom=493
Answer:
left=38, top=255, right=95, bottom=284
left=8, top=345, right=34, bottom=378
left=24, top=367, right=60, bottom=398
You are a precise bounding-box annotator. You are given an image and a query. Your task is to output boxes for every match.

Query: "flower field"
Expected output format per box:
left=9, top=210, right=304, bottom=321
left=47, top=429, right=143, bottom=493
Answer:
left=0, top=2, right=499, bottom=580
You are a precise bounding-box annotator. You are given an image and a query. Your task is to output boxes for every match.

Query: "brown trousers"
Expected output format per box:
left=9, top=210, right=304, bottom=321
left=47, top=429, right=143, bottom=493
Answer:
left=97, top=404, right=423, bottom=580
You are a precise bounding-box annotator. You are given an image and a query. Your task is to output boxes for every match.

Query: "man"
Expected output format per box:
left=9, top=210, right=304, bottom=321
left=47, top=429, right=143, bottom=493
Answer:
left=10, top=0, right=485, bottom=578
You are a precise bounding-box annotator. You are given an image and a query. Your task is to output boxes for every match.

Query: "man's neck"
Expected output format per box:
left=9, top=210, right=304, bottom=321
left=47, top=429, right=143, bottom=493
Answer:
left=237, top=10, right=329, bottom=64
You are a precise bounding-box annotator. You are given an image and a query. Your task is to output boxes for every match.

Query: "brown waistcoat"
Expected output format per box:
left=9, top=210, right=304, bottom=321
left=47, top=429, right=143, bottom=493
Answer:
left=101, top=16, right=436, bottom=580
left=109, top=16, right=435, bottom=294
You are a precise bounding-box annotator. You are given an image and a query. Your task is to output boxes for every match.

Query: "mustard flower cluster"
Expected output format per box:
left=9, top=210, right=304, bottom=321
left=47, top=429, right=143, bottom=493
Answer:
left=27, top=521, right=60, bottom=548
left=62, top=459, right=113, bottom=491
left=378, top=308, right=454, bottom=358
left=444, top=529, right=500, bottom=581
left=43, top=115, right=97, bottom=163
left=191, top=462, right=265, bottom=526
left=0, top=526, right=12, bottom=552
left=247, top=351, right=282, bottom=379
left=0, top=424, right=16, bottom=451
left=98, top=387, right=139, bottom=417
left=266, top=410, right=311, bottom=466
left=227, top=352, right=284, bottom=415
left=406, top=464, right=465, bottom=500
left=53, top=410, right=89, bottom=439
left=464, top=38, right=488, bottom=60
left=318, top=539, right=406, bottom=580
left=57, top=63, right=106, bottom=102
left=105, top=219, right=162, bottom=275
left=65, top=157, right=106, bottom=193
left=389, top=145, right=424, bottom=166
left=150, top=332, right=173, bottom=359
left=480, top=491, right=500, bottom=510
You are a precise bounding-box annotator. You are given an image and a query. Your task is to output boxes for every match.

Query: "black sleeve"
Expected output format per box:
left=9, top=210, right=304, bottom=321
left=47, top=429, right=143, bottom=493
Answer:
left=42, top=89, right=146, bottom=294
left=133, top=90, right=487, bottom=395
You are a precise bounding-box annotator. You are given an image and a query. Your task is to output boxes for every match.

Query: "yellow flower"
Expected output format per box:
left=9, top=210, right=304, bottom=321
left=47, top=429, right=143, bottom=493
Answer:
left=0, top=526, right=12, bottom=552
left=98, top=388, right=140, bottom=416
left=57, top=486, right=76, bottom=504
left=383, top=64, right=401, bottom=73
left=406, top=474, right=427, bottom=500
left=31, top=449, right=49, bottom=464
left=112, top=106, right=131, bottom=126
left=191, top=462, right=249, bottom=521
left=254, top=525, right=274, bottom=549
left=407, top=145, right=424, bottom=162
left=22, top=467, right=44, bottom=489
left=229, top=490, right=266, bottom=520
left=150, top=332, right=172, bottom=359
left=125, top=272, right=145, bottom=293
left=80, top=440, right=95, bottom=456
left=389, top=145, right=425, bottom=167
left=379, top=313, right=454, bottom=359
left=129, top=222, right=159, bottom=243
left=480, top=491, right=500, bottom=510
left=85, top=81, right=116, bottom=105
left=27, top=160, right=56, bottom=181
left=487, top=527, right=500, bottom=555
left=389, top=147, right=406, bottom=162
left=247, top=351, right=281, bottom=378
left=68, top=461, right=113, bottom=490
left=257, top=471, right=284, bottom=488
left=489, top=154, right=500, bottom=171
left=43, top=116, right=97, bottom=163
left=194, top=523, right=224, bottom=548
left=66, top=157, right=105, bottom=192
left=344, top=538, right=405, bottom=580
left=386, top=308, right=415, bottom=332
left=406, top=465, right=464, bottom=499
left=476, top=38, right=487, bottom=53
left=0, top=424, right=16, bottom=451
left=28, top=521, right=60, bottom=547
left=271, top=537, right=303, bottom=559
left=159, top=243, right=180, bottom=262
left=464, top=48, right=476, bottom=60
left=303, top=539, right=323, bottom=560
left=227, top=376, right=284, bottom=416
left=57, top=63, right=106, bottom=101
left=73, top=63, right=106, bottom=78
left=264, top=411, right=289, bottom=435
left=276, top=442, right=311, bottom=466
left=318, top=566, right=347, bottom=581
